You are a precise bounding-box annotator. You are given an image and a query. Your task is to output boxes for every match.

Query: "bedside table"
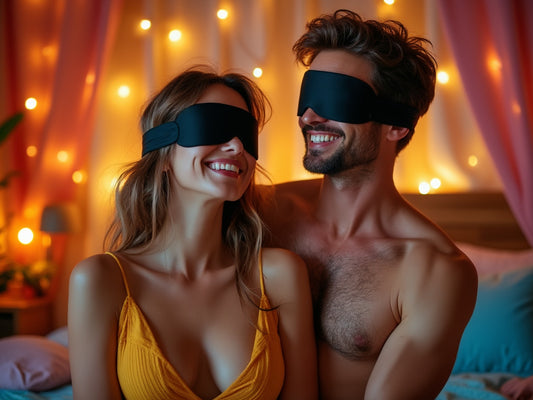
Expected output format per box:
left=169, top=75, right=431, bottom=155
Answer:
left=0, top=297, right=53, bottom=338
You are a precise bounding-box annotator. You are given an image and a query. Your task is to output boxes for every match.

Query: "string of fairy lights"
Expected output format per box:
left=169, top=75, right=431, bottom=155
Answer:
left=14, top=0, right=489, bottom=248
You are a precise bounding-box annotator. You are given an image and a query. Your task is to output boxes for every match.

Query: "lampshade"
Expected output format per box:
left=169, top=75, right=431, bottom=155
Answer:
left=40, top=203, right=81, bottom=233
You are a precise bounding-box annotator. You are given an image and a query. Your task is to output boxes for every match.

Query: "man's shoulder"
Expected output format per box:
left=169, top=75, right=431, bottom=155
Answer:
left=395, top=197, right=477, bottom=277
left=274, top=178, right=322, bottom=193
left=257, top=179, right=321, bottom=241
left=258, top=178, right=321, bottom=212
left=274, top=178, right=322, bottom=197
left=398, top=219, right=478, bottom=298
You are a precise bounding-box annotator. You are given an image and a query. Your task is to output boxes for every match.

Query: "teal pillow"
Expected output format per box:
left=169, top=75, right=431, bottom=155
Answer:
left=453, top=265, right=533, bottom=376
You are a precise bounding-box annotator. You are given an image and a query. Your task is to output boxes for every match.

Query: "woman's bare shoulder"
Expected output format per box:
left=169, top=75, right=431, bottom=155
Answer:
left=71, top=253, right=118, bottom=283
left=260, top=248, right=309, bottom=303
left=69, top=253, right=127, bottom=305
left=261, top=247, right=305, bottom=267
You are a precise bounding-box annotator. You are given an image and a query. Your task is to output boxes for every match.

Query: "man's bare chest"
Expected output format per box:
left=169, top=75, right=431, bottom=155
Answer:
left=275, top=222, right=406, bottom=360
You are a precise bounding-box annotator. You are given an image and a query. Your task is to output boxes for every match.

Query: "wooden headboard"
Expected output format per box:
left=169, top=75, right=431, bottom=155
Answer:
left=402, top=192, right=530, bottom=250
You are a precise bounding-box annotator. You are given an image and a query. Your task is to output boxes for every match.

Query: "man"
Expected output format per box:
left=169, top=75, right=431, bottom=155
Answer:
left=259, top=10, right=478, bottom=400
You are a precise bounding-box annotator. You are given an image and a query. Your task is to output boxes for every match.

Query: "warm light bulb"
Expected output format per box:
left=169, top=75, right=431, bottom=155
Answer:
left=57, top=150, right=69, bottom=163
left=85, top=72, right=95, bottom=85
left=384, top=0, right=395, bottom=4
left=511, top=101, right=521, bottom=115
left=217, top=9, right=229, bottom=19
left=169, top=29, right=182, bottom=42
left=72, top=170, right=86, bottom=184
left=253, top=67, right=263, bottom=78
left=437, top=71, right=450, bottom=84
left=18, top=227, right=34, bottom=245
left=26, top=145, right=38, bottom=157
left=488, top=57, right=502, bottom=73
left=430, top=178, right=441, bottom=189
left=468, top=155, right=478, bottom=167
left=117, top=85, right=130, bottom=98
left=42, top=45, right=54, bottom=58
left=25, top=97, right=37, bottom=110
left=418, top=181, right=430, bottom=195
left=140, top=19, right=151, bottom=30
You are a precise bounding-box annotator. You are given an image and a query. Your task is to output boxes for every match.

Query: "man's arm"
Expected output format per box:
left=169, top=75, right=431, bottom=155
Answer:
left=365, top=248, right=477, bottom=400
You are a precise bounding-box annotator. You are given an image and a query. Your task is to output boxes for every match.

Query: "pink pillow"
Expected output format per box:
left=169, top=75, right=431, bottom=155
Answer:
left=457, top=242, right=533, bottom=276
left=0, top=335, right=70, bottom=391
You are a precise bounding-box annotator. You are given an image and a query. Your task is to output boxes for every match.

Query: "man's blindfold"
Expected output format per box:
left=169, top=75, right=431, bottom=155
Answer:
left=297, top=70, right=419, bottom=129
left=142, top=103, right=258, bottom=159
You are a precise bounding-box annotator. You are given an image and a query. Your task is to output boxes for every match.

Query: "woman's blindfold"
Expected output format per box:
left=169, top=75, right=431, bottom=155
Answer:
left=142, top=103, right=258, bottom=159
left=297, top=70, right=419, bottom=129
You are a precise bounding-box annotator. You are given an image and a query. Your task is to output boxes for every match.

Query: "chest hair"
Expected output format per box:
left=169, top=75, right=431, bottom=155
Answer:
left=299, top=242, right=405, bottom=360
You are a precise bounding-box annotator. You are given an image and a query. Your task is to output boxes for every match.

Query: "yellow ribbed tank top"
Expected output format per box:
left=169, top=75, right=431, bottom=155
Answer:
left=107, top=252, right=285, bottom=400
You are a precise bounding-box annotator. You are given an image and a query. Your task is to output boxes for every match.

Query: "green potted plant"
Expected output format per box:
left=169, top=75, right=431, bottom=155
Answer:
left=0, top=112, right=23, bottom=188
left=0, top=112, right=23, bottom=294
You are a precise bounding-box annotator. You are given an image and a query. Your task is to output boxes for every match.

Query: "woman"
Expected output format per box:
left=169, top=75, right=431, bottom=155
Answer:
left=68, top=66, right=317, bottom=400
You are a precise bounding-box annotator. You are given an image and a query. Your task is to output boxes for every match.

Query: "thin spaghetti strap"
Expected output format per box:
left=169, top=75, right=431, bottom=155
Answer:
left=258, top=248, right=266, bottom=296
left=105, top=252, right=131, bottom=297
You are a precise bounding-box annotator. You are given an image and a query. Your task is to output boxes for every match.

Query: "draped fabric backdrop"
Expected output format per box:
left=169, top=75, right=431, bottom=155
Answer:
left=1, top=0, right=531, bottom=325
left=0, top=0, right=123, bottom=324
left=438, top=0, right=533, bottom=246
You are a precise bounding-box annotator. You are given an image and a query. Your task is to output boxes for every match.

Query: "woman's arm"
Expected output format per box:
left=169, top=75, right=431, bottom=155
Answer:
left=68, top=254, right=125, bottom=400
left=262, top=248, right=318, bottom=400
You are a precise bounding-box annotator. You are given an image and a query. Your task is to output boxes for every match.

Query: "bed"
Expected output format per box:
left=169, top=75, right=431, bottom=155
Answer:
left=405, top=192, right=533, bottom=400
left=0, top=191, right=531, bottom=399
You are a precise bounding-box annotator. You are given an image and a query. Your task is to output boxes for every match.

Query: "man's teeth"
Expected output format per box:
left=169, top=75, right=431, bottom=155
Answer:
left=310, top=134, right=338, bottom=143
left=210, top=162, right=240, bottom=173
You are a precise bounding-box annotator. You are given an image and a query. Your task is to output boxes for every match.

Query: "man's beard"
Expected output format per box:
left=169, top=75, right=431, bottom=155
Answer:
left=302, top=123, right=381, bottom=175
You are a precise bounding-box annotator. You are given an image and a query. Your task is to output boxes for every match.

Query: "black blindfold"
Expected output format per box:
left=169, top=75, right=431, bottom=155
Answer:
left=297, top=70, right=419, bottom=129
left=142, top=103, right=258, bottom=159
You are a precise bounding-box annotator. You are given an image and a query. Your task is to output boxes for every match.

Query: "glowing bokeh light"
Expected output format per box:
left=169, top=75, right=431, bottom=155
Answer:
left=26, top=146, right=38, bottom=157
left=253, top=67, right=263, bottom=78
left=169, top=29, right=182, bottom=42
left=25, top=97, right=37, bottom=110
left=430, top=178, right=441, bottom=189
left=217, top=9, right=229, bottom=19
left=57, top=150, right=69, bottom=163
left=511, top=102, right=521, bottom=115
left=117, top=85, right=130, bottom=98
left=437, top=71, right=450, bottom=84
left=72, top=170, right=86, bottom=184
left=140, top=19, right=151, bottom=30
left=488, top=57, right=502, bottom=73
left=18, top=227, right=34, bottom=245
left=418, top=181, right=431, bottom=195
left=468, top=155, right=478, bottom=167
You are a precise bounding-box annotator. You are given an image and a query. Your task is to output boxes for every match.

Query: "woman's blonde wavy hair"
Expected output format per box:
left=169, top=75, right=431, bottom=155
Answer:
left=104, top=65, right=271, bottom=301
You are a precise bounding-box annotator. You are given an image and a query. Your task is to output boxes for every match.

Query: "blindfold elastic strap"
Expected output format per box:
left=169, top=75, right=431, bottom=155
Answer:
left=142, top=122, right=178, bottom=157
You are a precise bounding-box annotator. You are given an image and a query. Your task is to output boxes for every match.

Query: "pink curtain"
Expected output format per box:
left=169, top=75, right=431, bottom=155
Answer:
left=2, top=0, right=123, bottom=238
left=438, top=0, right=533, bottom=246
